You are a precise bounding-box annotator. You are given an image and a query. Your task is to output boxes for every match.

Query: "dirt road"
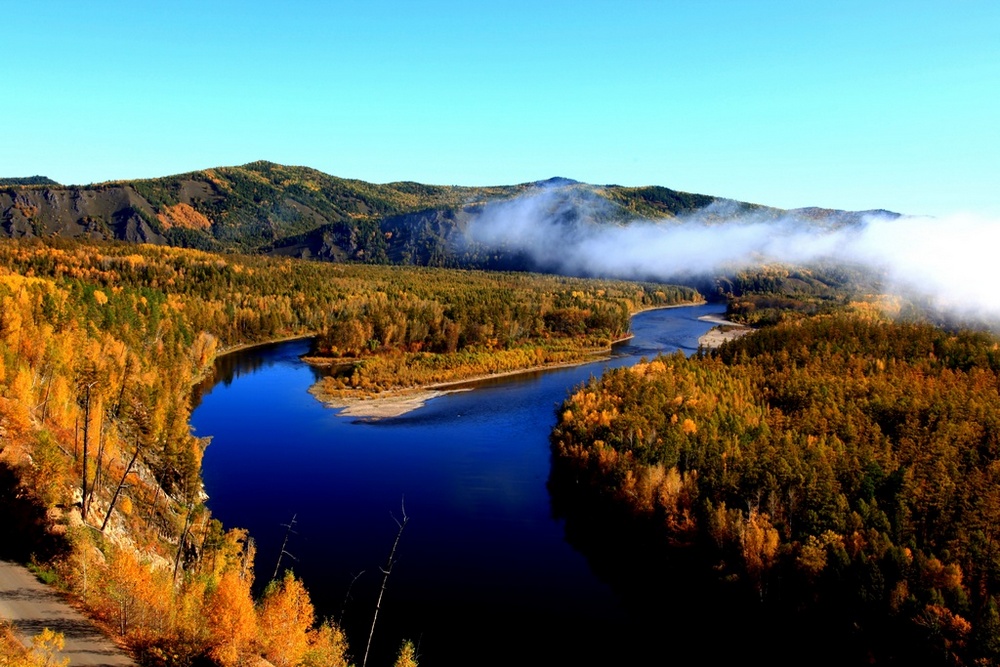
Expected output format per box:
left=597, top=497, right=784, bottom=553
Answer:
left=0, top=560, right=135, bottom=666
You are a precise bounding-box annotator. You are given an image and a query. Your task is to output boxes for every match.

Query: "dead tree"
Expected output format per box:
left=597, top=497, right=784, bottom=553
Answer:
left=339, top=569, right=366, bottom=625
left=80, top=379, right=97, bottom=522
left=88, top=408, right=107, bottom=515
left=100, top=437, right=142, bottom=532
left=362, top=498, right=409, bottom=667
left=272, top=513, right=298, bottom=581
left=173, top=504, right=195, bottom=583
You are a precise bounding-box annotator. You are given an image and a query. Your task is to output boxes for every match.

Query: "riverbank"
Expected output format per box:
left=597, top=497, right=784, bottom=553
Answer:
left=696, top=314, right=753, bottom=349
left=308, top=301, right=716, bottom=419
left=215, top=332, right=317, bottom=359
left=309, top=352, right=616, bottom=419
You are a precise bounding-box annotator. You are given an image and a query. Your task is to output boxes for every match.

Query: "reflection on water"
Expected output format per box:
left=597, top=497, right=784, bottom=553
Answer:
left=191, top=338, right=326, bottom=410
left=192, top=304, right=726, bottom=667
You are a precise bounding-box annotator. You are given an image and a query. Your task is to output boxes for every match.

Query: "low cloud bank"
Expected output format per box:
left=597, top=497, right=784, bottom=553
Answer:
left=464, top=187, right=1000, bottom=321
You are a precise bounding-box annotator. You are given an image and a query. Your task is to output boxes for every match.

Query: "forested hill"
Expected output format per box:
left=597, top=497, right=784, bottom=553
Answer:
left=0, top=161, right=894, bottom=270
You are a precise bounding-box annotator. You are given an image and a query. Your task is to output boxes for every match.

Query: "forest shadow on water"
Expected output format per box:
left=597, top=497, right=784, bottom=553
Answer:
left=544, top=457, right=920, bottom=667
left=191, top=337, right=328, bottom=411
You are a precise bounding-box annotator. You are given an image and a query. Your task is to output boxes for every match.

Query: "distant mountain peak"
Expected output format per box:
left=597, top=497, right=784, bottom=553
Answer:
left=532, top=177, right=580, bottom=187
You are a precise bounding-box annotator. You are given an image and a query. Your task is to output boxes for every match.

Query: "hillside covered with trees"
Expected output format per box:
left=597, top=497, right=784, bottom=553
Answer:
left=550, top=308, right=1000, bottom=665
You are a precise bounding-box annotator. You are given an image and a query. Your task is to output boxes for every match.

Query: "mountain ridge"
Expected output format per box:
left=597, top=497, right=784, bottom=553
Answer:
left=0, top=160, right=898, bottom=271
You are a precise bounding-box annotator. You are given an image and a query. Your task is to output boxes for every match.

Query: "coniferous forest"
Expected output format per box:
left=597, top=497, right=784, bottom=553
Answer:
left=550, top=309, right=1000, bottom=665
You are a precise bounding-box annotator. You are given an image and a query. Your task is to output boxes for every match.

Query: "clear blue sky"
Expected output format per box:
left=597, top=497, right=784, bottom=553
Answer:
left=4, top=0, right=998, bottom=217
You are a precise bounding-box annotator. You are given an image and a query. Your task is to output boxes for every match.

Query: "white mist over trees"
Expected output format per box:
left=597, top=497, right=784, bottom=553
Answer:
left=465, top=187, right=1000, bottom=321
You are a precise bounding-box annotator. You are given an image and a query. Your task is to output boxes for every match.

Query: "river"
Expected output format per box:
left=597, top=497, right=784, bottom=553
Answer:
left=192, top=303, right=727, bottom=667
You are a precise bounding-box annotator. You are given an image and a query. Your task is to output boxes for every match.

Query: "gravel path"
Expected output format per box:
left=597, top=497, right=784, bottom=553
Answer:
left=0, top=560, right=135, bottom=666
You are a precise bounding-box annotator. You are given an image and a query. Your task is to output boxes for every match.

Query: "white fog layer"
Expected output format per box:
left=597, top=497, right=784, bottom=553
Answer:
left=465, top=188, right=1000, bottom=320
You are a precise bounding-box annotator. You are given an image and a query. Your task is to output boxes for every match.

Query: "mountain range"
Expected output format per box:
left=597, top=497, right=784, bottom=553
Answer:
left=0, top=161, right=896, bottom=273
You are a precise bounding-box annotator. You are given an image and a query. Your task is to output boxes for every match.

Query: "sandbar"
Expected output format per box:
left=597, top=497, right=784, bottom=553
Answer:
left=697, top=314, right=753, bottom=349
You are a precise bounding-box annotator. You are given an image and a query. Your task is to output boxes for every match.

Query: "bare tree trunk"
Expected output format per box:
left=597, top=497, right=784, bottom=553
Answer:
left=173, top=505, right=195, bottom=584
left=101, top=438, right=142, bottom=532
left=38, top=369, right=52, bottom=424
left=362, top=499, right=409, bottom=667
left=112, top=356, right=132, bottom=419
left=272, top=513, right=298, bottom=582
left=151, top=468, right=165, bottom=509
left=338, top=570, right=366, bottom=625
left=81, top=383, right=93, bottom=521
left=88, top=409, right=106, bottom=513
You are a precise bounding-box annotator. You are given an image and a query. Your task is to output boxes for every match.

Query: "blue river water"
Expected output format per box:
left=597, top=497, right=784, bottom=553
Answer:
left=192, top=303, right=726, bottom=666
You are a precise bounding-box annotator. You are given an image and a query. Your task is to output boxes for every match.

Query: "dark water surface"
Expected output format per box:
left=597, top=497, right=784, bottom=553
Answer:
left=193, top=303, right=726, bottom=666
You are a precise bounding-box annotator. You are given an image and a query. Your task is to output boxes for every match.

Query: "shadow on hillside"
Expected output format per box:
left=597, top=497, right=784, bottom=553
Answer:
left=0, top=463, right=69, bottom=563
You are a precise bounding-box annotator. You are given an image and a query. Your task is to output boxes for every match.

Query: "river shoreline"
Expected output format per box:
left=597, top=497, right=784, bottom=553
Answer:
left=215, top=332, right=317, bottom=359
left=307, top=300, right=717, bottom=420
left=696, top=314, right=753, bottom=349
left=204, top=302, right=726, bottom=420
left=308, top=352, right=617, bottom=419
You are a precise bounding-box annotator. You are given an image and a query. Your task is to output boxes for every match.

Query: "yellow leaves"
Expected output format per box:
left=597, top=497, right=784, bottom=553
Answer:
left=120, top=254, right=146, bottom=268
left=0, top=295, right=24, bottom=349
left=639, top=360, right=666, bottom=376
left=166, top=294, right=185, bottom=311
left=393, top=639, right=419, bottom=667
left=740, top=510, right=780, bottom=583
left=209, top=528, right=255, bottom=581
left=30, top=627, right=69, bottom=667
left=205, top=569, right=257, bottom=667
left=172, top=578, right=210, bottom=648
left=1, top=367, right=36, bottom=440
left=190, top=332, right=219, bottom=372
left=92, top=290, right=108, bottom=306
left=915, top=604, right=972, bottom=650
left=587, top=408, right=618, bottom=428
left=924, top=557, right=964, bottom=592
left=797, top=530, right=846, bottom=578
left=565, top=390, right=620, bottom=430
left=680, top=418, right=697, bottom=435
left=11, top=201, right=39, bottom=220
left=156, top=203, right=213, bottom=231
left=258, top=572, right=315, bottom=667
left=101, top=546, right=174, bottom=639
left=591, top=440, right=619, bottom=470
left=633, top=464, right=689, bottom=519
left=203, top=169, right=231, bottom=192
left=302, top=622, right=351, bottom=667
